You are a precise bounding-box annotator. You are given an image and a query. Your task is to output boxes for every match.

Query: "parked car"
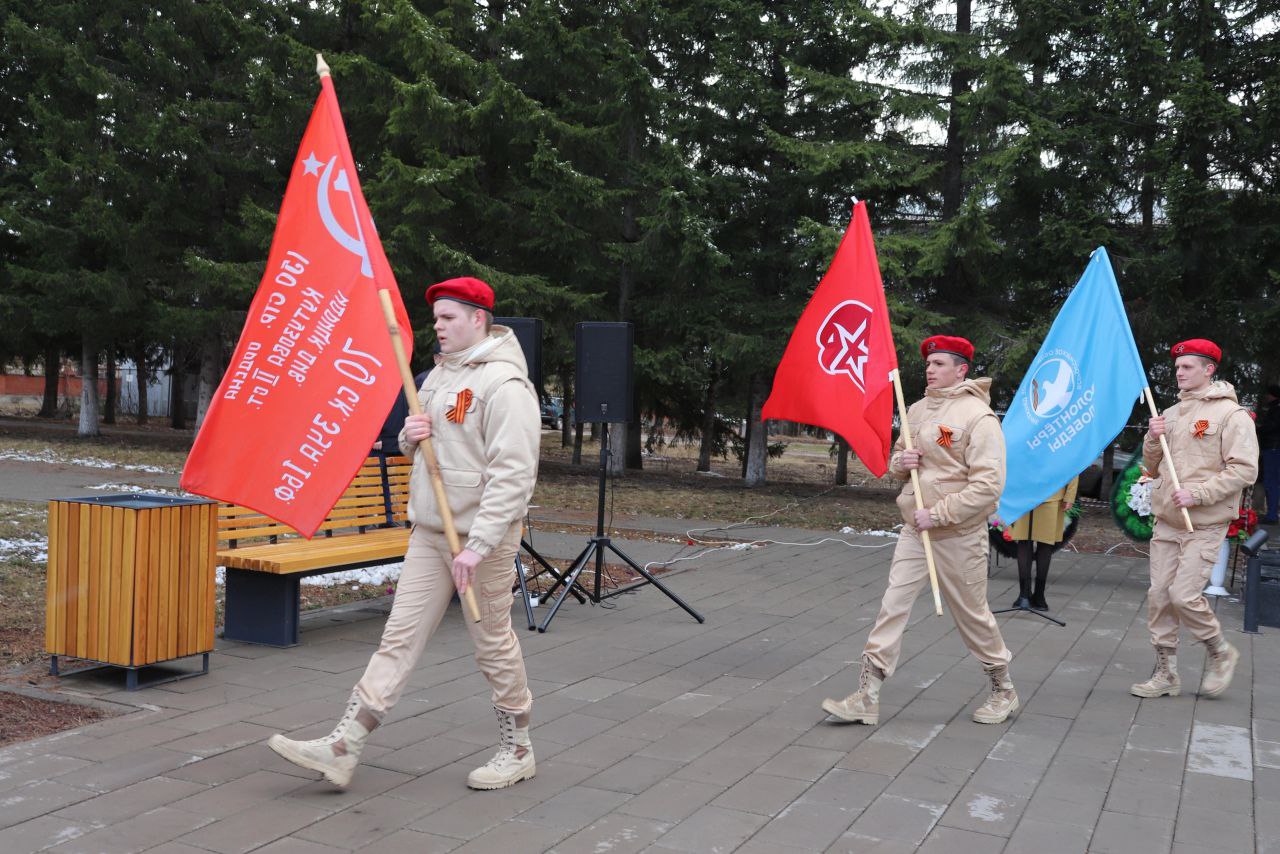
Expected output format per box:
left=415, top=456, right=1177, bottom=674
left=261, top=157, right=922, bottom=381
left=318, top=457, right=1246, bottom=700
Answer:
left=1078, top=445, right=1137, bottom=499
left=540, top=397, right=563, bottom=430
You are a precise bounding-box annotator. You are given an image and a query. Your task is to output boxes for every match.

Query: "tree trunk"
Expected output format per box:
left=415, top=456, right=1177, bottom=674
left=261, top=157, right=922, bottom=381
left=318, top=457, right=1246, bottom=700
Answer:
left=78, top=337, right=100, bottom=437
left=103, top=346, right=117, bottom=425
left=39, top=343, right=59, bottom=418
left=696, top=363, right=720, bottom=472
left=1139, top=98, right=1158, bottom=232
left=940, top=0, right=972, bottom=223
left=1100, top=441, right=1116, bottom=500
left=560, top=367, right=573, bottom=447
left=626, top=405, right=643, bottom=469
left=835, top=437, right=850, bottom=485
left=617, top=80, right=643, bottom=471
left=134, top=343, right=149, bottom=424
left=608, top=421, right=626, bottom=475
left=170, top=348, right=187, bottom=430
left=195, top=333, right=221, bottom=428
left=932, top=0, right=974, bottom=306
left=573, top=421, right=584, bottom=465
left=744, top=374, right=768, bottom=486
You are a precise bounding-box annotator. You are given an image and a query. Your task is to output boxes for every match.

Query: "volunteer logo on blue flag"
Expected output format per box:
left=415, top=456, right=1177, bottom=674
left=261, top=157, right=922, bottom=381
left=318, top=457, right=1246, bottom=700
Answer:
left=997, top=247, right=1147, bottom=523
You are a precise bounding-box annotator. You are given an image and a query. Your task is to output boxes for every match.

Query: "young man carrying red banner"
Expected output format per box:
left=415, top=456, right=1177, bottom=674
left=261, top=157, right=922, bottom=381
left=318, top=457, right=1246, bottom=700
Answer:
left=822, top=337, right=1019, bottom=725
left=268, top=277, right=542, bottom=790
left=1132, top=339, right=1257, bottom=700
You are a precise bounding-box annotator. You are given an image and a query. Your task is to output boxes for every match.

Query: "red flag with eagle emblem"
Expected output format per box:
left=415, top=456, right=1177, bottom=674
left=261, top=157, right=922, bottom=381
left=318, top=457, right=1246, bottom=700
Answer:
left=181, top=72, right=412, bottom=537
left=761, top=201, right=899, bottom=477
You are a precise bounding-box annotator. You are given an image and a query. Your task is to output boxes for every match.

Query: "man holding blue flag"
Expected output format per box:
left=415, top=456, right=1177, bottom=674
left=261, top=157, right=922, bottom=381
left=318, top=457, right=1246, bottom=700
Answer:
left=1133, top=339, right=1256, bottom=700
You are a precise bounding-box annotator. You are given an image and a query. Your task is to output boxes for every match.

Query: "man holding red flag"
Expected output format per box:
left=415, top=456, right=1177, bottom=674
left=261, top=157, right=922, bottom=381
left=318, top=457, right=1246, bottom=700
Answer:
left=822, top=337, right=1018, bottom=726
left=268, top=277, right=542, bottom=790
left=183, top=61, right=542, bottom=790
left=762, top=203, right=1015, bottom=725
left=761, top=201, right=898, bottom=475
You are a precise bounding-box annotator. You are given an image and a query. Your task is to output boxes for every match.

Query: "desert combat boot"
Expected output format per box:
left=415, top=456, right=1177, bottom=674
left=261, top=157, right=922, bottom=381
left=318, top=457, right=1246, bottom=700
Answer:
left=973, top=664, right=1019, bottom=724
left=1200, top=635, right=1240, bottom=698
left=821, top=658, right=883, bottom=725
left=267, top=694, right=378, bottom=788
left=467, top=706, right=536, bottom=790
left=1130, top=646, right=1180, bottom=698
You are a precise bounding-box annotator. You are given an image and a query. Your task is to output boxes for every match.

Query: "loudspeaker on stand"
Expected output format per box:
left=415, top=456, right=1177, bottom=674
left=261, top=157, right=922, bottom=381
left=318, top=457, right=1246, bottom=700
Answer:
left=574, top=322, right=633, bottom=424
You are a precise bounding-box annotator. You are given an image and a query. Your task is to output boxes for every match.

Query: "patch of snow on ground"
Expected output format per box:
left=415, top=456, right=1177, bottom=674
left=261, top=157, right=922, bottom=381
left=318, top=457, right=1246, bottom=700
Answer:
left=840, top=526, right=899, bottom=537
left=215, top=563, right=403, bottom=588
left=86, top=483, right=190, bottom=496
left=0, top=449, right=172, bottom=474
left=0, top=537, right=48, bottom=563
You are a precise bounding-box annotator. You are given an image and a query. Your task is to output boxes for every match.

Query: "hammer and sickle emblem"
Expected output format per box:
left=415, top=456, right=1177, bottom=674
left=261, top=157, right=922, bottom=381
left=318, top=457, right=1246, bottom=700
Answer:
left=316, top=156, right=373, bottom=278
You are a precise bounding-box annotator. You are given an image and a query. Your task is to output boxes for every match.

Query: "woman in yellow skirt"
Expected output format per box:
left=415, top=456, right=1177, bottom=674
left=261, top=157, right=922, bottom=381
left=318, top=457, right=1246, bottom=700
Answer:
left=1009, top=476, right=1079, bottom=612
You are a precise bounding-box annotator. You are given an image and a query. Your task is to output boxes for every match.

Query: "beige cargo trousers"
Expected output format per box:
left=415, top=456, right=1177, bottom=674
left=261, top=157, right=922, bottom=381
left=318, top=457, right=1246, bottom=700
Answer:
left=354, top=523, right=531, bottom=718
left=863, top=524, right=1012, bottom=677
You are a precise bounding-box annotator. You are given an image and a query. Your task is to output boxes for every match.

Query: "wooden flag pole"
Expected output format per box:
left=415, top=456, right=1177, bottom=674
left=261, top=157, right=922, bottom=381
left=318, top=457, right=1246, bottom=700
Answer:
left=891, top=369, right=944, bottom=616
left=1143, top=387, right=1195, bottom=533
left=378, top=290, right=484, bottom=623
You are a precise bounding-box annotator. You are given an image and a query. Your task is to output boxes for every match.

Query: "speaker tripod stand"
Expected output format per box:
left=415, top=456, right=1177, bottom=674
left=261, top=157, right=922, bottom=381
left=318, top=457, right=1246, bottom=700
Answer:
left=991, top=601, right=1065, bottom=627
left=536, top=420, right=705, bottom=633
left=513, top=533, right=588, bottom=631
left=989, top=549, right=1065, bottom=626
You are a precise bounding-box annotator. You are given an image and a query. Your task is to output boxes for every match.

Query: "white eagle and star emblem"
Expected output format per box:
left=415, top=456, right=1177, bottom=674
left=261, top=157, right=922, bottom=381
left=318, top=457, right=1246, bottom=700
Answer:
left=815, top=300, right=874, bottom=392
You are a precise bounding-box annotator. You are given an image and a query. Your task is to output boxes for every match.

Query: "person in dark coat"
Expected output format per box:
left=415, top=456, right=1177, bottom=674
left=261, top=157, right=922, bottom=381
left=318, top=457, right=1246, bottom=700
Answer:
left=1260, top=384, right=1280, bottom=523
left=372, top=369, right=431, bottom=454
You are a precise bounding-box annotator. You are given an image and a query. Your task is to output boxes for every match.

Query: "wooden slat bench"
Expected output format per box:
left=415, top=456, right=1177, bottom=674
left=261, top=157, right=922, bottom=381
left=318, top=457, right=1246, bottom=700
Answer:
left=219, top=454, right=412, bottom=646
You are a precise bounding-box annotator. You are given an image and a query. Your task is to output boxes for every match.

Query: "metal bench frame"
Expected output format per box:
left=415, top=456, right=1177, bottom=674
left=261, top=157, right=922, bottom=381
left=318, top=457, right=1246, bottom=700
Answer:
left=219, top=454, right=409, bottom=647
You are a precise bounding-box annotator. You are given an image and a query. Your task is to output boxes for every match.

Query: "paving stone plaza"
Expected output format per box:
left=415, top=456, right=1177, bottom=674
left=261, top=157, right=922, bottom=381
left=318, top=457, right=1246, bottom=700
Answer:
left=1, top=526, right=1276, bottom=853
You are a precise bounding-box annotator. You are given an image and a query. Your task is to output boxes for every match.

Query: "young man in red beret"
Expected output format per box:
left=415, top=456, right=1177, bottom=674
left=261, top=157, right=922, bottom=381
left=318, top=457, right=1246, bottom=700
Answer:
left=269, top=277, right=543, bottom=790
left=1133, top=339, right=1257, bottom=699
left=822, top=336, right=1018, bottom=725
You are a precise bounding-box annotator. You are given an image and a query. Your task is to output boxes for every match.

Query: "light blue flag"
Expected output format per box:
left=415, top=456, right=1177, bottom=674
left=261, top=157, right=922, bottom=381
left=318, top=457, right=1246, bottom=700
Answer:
left=997, top=247, right=1147, bottom=524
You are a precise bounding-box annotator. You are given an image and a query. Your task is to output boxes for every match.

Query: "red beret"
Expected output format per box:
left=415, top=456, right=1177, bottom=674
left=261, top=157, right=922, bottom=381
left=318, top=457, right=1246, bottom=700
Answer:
left=425, top=276, right=494, bottom=311
left=1171, top=338, right=1221, bottom=363
left=921, top=335, right=974, bottom=363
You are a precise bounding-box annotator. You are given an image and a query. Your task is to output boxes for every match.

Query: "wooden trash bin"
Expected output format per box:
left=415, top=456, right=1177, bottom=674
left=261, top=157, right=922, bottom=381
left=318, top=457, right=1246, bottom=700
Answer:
left=46, top=493, right=216, bottom=690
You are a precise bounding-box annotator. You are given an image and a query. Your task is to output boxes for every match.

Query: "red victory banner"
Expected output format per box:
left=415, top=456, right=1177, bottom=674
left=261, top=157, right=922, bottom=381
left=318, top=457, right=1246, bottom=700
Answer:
left=181, top=63, right=412, bottom=537
left=762, top=201, right=899, bottom=476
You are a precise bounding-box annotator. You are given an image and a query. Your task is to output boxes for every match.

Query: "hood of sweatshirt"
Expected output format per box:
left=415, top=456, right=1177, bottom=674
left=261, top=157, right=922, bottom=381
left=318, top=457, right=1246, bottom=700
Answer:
left=924, top=377, right=992, bottom=406
left=435, top=325, right=529, bottom=375
left=1177, top=380, right=1238, bottom=405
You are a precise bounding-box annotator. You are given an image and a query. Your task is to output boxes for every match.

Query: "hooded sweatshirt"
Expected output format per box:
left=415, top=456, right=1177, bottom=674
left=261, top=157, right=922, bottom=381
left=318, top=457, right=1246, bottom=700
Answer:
left=1142, top=381, right=1258, bottom=528
left=889, top=377, right=1006, bottom=538
left=398, top=326, right=540, bottom=557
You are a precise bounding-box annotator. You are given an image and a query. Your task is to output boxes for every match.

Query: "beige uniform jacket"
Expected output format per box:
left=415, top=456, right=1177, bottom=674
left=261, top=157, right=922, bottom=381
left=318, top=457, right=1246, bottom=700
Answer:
left=1142, top=381, right=1258, bottom=528
left=399, top=327, right=541, bottom=557
left=888, top=378, right=1006, bottom=539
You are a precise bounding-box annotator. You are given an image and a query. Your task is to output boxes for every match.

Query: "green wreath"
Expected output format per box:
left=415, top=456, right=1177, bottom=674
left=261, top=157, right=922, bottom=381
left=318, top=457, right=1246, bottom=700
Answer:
left=1111, top=453, right=1153, bottom=542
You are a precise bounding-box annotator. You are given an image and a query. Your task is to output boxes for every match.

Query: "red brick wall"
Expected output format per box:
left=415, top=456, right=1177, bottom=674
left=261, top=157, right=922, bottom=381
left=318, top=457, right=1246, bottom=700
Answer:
left=0, top=374, right=107, bottom=396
